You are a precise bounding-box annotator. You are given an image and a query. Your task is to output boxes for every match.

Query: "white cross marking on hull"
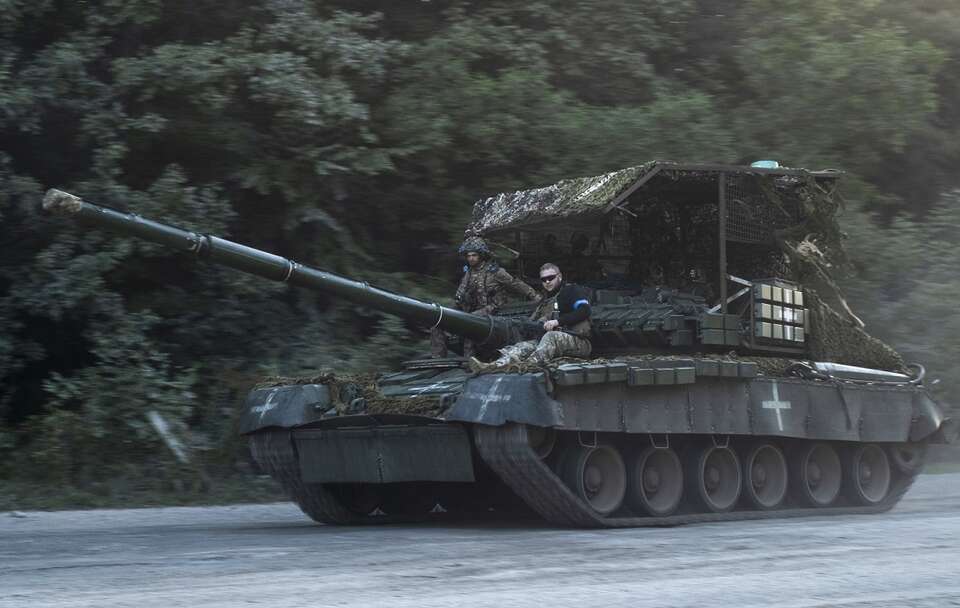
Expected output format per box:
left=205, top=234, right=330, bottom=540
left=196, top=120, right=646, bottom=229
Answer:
left=477, top=377, right=511, bottom=419
left=413, top=380, right=449, bottom=396
left=762, top=381, right=792, bottom=431
left=251, top=389, right=280, bottom=420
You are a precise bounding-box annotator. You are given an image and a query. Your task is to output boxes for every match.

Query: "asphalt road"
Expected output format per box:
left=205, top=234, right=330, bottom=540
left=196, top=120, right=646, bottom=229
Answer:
left=2, top=474, right=959, bottom=608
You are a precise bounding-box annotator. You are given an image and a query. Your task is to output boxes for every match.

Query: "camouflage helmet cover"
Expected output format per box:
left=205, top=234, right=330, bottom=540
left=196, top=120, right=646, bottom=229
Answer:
left=458, top=235, right=491, bottom=256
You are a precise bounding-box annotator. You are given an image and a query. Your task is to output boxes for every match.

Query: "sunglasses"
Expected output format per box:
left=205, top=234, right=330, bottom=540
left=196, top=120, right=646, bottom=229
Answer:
left=540, top=274, right=558, bottom=283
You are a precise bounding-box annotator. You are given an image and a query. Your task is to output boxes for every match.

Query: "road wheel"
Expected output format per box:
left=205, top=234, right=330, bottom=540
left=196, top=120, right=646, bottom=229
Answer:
left=791, top=442, right=842, bottom=507
left=888, top=442, right=927, bottom=474
left=627, top=447, right=683, bottom=516
left=686, top=444, right=741, bottom=513
left=527, top=425, right=557, bottom=459
left=741, top=443, right=788, bottom=510
left=561, top=444, right=627, bottom=516
left=843, top=444, right=892, bottom=506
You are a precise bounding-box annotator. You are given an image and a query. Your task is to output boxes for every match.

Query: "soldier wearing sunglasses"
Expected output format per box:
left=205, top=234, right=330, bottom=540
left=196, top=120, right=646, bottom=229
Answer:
left=471, top=262, right=592, bottom=370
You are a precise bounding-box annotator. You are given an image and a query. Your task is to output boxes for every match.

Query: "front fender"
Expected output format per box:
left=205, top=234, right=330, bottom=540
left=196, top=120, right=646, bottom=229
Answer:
left=444, top=372, right=563, bottom=427
left=238, top=384, right=330, bottom=434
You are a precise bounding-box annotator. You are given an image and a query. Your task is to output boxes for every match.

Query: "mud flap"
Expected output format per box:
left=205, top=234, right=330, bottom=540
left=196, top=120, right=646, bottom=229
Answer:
left=445, top=372, right=563, bottom=427
left=921, top=417, right=958, bottom=445
left=294, top=424, right=475, bottom=483
left=910, top=391, right=948, bottom=442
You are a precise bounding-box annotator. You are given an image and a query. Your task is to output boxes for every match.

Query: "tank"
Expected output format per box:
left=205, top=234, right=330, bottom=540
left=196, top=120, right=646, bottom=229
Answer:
left=42, top=161, right=956, bottom=528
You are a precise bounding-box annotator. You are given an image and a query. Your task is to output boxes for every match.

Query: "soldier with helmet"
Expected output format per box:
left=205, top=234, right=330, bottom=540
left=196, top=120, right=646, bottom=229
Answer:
left=430, top=234, right=539, bottom=357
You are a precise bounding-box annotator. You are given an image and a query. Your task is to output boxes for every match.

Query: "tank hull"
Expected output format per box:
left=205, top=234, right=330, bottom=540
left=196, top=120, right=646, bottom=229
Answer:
left=243, top=360, right=948, bottom=527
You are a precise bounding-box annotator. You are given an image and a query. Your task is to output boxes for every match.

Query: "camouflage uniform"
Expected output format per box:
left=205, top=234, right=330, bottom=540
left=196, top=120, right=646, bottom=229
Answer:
left=491, top=283, right=592, bottom=365
left=431, top=238, right=538, bottom=357
left=453, top=260, right=538, bottom=315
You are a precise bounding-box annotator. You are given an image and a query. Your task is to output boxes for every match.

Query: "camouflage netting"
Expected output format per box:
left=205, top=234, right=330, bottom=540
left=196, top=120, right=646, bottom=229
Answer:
left=467, top=163, right=653, bottom=234
left=769, top=179, right=903, bottom=370
left=804, top=291, right=905, bottom=372
left=256, top=372, right=374, bottom=401
left=256, top=373, right=448, bottom=417
left=366, top=394, right=447, bottom=417
left=468, top=162, right=902, bottom=371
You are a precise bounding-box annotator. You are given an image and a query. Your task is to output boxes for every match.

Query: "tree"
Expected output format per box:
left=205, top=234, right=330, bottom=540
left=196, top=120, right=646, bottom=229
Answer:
left=843, top=192, right=960, bottom=407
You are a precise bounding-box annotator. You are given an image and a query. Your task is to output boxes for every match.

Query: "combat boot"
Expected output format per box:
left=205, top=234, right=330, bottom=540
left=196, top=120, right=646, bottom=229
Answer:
left=469, top=354, right=519, bottom=373
left=468, top=357, right=493, bottom=373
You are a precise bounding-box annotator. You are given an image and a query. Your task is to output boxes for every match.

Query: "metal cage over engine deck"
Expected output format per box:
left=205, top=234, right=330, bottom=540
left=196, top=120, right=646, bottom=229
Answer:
left=470, top=161, right=842, bottom=355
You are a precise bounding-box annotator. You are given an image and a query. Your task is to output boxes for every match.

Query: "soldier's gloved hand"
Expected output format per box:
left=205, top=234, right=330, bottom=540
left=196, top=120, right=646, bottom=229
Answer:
left=543, top=319, right=560, bottom=331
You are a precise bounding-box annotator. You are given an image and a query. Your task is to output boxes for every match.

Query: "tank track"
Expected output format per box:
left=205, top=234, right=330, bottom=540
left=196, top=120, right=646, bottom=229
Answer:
left=473, top=423, right=921, bottom=528
left=251, top=425, right=921, bottom=527
left=248, top=429, right=368, bottom=524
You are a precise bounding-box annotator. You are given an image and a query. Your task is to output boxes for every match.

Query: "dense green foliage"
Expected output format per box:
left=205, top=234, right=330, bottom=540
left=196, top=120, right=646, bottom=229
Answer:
left=1, top=0, right=958, bottom=491
left=845, top=192, right=960, bottom=403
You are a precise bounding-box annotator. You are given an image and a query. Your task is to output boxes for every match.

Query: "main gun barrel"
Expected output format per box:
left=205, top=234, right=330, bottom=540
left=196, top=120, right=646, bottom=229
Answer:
left=42, top=189, right=526, bottom=347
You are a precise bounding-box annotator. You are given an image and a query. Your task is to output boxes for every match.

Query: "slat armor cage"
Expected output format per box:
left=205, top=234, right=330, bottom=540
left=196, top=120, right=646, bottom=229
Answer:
left=469, top=162, right=840, bottom=354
